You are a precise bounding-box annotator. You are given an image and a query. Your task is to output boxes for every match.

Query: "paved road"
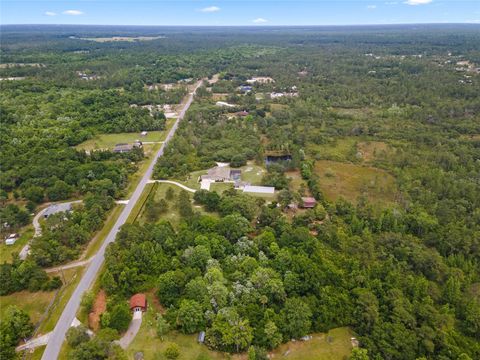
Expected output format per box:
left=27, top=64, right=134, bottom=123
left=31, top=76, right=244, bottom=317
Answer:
left=41, top=80, right=203, bottom=360
left=117, top=311, right=143, bottom=349
left=147, top=179, right=197, bottom=193
left=45, top=258, right=92, bottom=273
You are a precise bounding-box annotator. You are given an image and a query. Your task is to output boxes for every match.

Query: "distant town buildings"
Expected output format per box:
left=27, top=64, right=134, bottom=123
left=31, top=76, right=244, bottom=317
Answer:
left=246, top=76, right=275, bottom=84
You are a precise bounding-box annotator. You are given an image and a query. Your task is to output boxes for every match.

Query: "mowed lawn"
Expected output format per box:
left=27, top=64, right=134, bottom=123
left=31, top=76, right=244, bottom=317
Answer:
left=0, top=227, right=34, bottom=263
left=307, top=137, right=357, bottom=162
left=137, top=183, right=214, bottom=227
left=75, top=119, right=175, bottom=151
left=175, top=162, right=266, bottom=191
left=128, top=294, right=354, bottom=360
left=315, top=160, right=398, bottom=206
left=269, top=327, right=354, bottom=360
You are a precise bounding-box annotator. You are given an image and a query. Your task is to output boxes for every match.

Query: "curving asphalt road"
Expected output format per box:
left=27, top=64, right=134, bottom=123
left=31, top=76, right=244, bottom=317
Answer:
left=41, top=80, right=203, bottom=360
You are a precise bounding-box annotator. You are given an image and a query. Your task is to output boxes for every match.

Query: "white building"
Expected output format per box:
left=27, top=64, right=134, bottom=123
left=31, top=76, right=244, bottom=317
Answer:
left=243, top=185, right=275, bottom=195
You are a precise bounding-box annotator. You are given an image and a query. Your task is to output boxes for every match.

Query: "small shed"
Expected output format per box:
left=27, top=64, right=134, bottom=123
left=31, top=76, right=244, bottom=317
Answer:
left=239, top=85, right=253, bottom=92
left=5, top=233, right=18, bottom=245
left=130, top=293, right=147, bottom=313
left=235, top=111, right=249, bottom=117
left=197, top=331, right=206, bottom=343
left=301, top=197, right=317, bottom=208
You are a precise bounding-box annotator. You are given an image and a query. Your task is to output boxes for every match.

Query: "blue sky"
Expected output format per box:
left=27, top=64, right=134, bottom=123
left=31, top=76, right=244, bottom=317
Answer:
left=1, top=1, right=479, bottom=26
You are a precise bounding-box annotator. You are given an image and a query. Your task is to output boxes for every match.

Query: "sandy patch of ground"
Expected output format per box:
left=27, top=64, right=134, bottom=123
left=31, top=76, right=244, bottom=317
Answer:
left=88, top=289, right=107, bottom=331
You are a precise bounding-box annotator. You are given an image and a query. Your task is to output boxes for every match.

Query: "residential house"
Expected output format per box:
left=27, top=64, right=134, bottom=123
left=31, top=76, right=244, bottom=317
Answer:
left=130, top=293, right=147, bottom=313
left=44, top=203, right=73, bottom=218
left=301, top=197, right=317, bottom=208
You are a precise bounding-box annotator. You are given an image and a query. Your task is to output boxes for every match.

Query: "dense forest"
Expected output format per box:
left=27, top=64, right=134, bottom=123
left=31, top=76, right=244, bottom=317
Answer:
left=1, top=25, right=479, bottom=360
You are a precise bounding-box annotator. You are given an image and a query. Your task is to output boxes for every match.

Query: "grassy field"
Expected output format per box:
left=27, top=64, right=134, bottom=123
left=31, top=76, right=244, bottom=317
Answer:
left=269, top=327, right=354, bottom=360
left=0, top=290, right=56, bottom=325
left=136, top=183, right=213, bottom=227
left=127, top=294, right=354, bottom=360
left=307, top=137, right=358, bottom=162
left=175, top=170, right=207, bottom=190
left=357, top=141, right=390, bottom=163
left=314, top=160, right=398, bottom=206
left=38, top=267, right=85, bottom=334
left=209, top=182, right=234, bottom=194
left=0, top=226, right=34, bottom=263
left=75, top=119, right=175, bottom=151
left=175, top=162, right=266, bottom=191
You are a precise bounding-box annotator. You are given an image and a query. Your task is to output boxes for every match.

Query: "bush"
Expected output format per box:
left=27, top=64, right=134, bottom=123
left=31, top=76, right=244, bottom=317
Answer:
left=107, top=303, right=131, bottom=332
left=164, top=342, right=180, bottom=359
left=66, top=325, right=90, bottom=348
left=42, top=276, right=63, bottom=291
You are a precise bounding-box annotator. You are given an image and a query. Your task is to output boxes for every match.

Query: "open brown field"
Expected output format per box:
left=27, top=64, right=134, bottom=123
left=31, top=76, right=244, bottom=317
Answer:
left=314, top=160, right=398, bottom=206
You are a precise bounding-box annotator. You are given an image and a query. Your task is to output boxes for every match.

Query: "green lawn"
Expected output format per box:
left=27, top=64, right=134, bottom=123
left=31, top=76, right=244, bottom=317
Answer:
left=314, top=160, right=398, bottom=207
left=174, top=162, right=266, bottom=191
left=209, top=182, right=234, bottom=194
left=240, top=162, right=266, bottom=184
left=174, top=170, right=207, bottom=190
left=75, top=119, right=175, bottom=151
left=270, top=327, right=354, bottom=360
left=307, top=137, right=358, bottom=162
left=0, top=226, right=33, bottom=263
left=0, top=290, right=56, bottom=325
left=37, top=267, right=85, bottom=333
left=136, top=183, right=214, bottom=227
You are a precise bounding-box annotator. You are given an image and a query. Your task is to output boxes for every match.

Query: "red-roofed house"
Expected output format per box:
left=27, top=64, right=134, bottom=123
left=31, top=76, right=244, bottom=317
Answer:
left=130, top=294, right=147, bottom=312
left=301, top=197, right=317, bottom=209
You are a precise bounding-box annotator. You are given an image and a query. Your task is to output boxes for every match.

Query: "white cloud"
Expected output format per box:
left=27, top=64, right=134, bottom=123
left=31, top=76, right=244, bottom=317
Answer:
left=465, top=19, right=480, bottom=23
left=45, top=11, right=57, bottom=16
left=200, top=6, right=220, bottom=13
left=404, top=0, right=433, bottom=5
left=367, top=5, right=377, bottom=9
left=385, top=1, right=399, bottom=4
left=252, top=18, right=268, bottom=24
left=63, top=10, right=84, bottom=16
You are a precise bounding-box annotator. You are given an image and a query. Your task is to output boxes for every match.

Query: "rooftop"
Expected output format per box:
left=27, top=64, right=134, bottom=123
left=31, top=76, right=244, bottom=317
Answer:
left=44, top=203, right=72, bottom=217
left=130, top=293, right=147, bottom=309
left=243, top=185, right=275, bottom=194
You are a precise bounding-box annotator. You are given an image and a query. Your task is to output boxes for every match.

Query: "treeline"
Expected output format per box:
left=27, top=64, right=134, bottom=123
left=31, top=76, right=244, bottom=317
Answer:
left=0, top=306, right=35, bottom=359
left=1, top=143, right=143, bottom=209
left=0, top=258, right=61, bottom=295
